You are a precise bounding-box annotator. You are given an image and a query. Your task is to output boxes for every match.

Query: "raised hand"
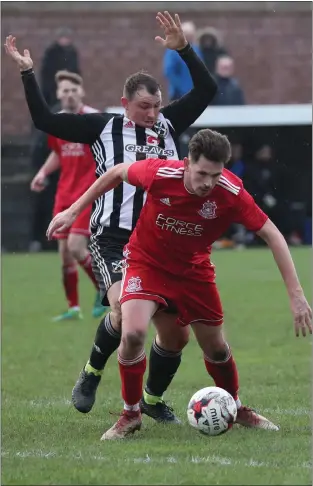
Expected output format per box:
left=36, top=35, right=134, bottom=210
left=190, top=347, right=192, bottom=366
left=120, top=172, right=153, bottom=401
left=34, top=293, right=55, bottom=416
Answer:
left=155, top=11, right=188, bottom=51
left=4, top=35, right=33, bottom=71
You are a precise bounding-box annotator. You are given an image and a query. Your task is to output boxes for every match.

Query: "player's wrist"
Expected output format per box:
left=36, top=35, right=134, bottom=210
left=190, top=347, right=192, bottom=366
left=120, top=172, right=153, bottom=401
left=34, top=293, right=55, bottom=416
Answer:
left=288, top=286, right=303, bottom=299
left=69, top=203, right=80, bottom=218
left=176, top=42, right=190, bottom=52
left=20, top=67, right=34, bottom=75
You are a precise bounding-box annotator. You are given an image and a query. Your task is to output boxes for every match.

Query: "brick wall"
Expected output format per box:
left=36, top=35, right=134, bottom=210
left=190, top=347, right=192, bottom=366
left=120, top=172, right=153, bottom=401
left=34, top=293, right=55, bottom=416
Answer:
left=2, top=6, right=312, bottom=136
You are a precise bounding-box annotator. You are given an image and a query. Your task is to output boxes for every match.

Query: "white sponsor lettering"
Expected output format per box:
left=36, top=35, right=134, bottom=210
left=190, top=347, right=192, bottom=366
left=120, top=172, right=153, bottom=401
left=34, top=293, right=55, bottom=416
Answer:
left=156, top=214, right=203, bottom=236
left=125, top=144, right=174, bottom=157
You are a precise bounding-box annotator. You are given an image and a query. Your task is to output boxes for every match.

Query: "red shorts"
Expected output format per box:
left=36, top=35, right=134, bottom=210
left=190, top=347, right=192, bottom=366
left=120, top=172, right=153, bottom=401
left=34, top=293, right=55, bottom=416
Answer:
left=120, top=262, right=223, bottom=327
left=53, top=202, right=91, bottom=240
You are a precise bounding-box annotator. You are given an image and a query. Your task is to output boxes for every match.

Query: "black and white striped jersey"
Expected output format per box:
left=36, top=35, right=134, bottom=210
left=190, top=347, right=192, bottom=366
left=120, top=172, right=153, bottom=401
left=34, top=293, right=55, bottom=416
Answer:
left=90, top=112, right=180, bottom=235
left=22, top=43, right=217, bottom=238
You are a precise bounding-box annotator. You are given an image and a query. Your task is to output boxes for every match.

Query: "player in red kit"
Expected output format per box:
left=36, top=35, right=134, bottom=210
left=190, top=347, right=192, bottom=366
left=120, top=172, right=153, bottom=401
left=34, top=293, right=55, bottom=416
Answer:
left=31, top=70, right=105, bottom=321
left=48, top=128, right=312, bottom=440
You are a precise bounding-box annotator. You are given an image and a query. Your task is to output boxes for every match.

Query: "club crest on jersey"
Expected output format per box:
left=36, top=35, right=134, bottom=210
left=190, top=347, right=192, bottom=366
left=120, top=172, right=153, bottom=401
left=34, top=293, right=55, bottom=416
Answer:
left=198, top=201, right=217, bottom=219
left=111, top=260, right=123, bottom=273
left=125, top=276, right=142, bottom=293
left=153, top=120, right=168, bottom=138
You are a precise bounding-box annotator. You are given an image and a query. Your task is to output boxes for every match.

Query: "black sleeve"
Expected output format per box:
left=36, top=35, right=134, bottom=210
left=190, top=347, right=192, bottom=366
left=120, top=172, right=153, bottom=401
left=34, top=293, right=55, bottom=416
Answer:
left=161, top=44, right=217, bottom=136
left=21, top=69, right=111, bottom=144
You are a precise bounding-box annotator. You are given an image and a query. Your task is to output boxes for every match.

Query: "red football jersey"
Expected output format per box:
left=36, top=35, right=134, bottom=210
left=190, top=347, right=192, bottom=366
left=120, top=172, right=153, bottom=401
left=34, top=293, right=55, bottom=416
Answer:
left=126, top=158, right=268, bottom=280
left=48, top=105, right=98, bottom=207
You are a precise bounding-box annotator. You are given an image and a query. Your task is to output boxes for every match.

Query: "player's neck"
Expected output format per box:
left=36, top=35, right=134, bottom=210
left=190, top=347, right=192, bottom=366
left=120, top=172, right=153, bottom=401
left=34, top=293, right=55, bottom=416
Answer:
left=183, top=174, right=195, bottom=195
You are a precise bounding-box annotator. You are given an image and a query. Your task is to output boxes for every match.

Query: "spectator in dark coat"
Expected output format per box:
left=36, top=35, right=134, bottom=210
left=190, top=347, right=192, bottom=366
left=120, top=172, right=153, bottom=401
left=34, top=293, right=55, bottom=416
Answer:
left=197, top=27, right=228, bottom=74
left=212, top=56, right=245, bottom=106
left=40, top=27, right=81, bottom=107
left=244, top=145, right=287, bottom=235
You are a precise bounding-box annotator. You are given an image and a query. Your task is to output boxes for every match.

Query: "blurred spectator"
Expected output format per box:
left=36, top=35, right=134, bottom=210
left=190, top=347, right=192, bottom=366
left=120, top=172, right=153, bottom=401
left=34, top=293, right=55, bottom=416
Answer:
left=197, top=27, right=228, bottom=73
left=218, top=142, right=248, bottom=248
left=244, top=144, right=286, bottom=235
left=163, top=21, right=203, bottom=101
left=212, top=56, right=245, bottom=106
left=40, top=27, right=81, bottom=107
left=228, top=142, right=245, bottom=178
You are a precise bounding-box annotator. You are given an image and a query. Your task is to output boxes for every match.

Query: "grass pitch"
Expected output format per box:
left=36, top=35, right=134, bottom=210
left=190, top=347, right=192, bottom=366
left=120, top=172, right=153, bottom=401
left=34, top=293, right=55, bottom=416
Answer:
left=2, top=248, right=312, bottom=485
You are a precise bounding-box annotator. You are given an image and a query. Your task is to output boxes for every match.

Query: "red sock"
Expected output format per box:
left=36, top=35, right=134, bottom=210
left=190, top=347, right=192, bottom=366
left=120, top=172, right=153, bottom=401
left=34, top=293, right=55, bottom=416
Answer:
left=204, top=348, right=239, bottom=400
left=118, top=351, right=146, bottom=406
left=78, top=253, right=99, bottom=290
left=62, top=264, right=79, bottom=308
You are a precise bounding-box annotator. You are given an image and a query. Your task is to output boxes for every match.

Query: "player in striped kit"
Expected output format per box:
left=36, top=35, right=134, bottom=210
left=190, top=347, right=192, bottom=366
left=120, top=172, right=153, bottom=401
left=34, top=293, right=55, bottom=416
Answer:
left=47, top=129, right=312, bottom=439
left=30, top=70, right=106, bottom=321
left=5, top=11, right=218, bottom=423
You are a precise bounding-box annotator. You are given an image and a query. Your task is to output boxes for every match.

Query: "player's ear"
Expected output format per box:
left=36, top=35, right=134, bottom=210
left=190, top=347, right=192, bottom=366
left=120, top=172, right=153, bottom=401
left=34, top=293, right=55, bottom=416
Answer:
left=56, top=87, right=61, bottom=100
left=121, top=97, right=128, bottom=110
left=183, top=157, right=190, bottom=172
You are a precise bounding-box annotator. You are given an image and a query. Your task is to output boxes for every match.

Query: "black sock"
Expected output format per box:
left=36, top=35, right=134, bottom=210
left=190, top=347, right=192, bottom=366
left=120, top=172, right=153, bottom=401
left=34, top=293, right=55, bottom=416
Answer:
left=145, top=339, right=182, bottom=398
left=88, top=313, right=121, bottom=370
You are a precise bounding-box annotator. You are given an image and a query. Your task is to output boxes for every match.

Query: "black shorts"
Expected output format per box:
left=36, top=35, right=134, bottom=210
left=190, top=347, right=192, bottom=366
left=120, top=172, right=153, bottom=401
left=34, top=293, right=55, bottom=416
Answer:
left=89, top=229, right=131, bottom=307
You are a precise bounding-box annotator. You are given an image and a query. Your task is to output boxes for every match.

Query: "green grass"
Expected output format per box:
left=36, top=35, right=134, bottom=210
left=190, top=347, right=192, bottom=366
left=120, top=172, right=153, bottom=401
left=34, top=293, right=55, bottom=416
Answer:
left=2, top=248, right=312, bottom=485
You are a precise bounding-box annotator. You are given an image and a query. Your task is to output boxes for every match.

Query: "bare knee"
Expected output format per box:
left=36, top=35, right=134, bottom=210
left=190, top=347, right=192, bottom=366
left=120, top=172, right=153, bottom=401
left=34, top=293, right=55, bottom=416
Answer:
left=206, top=338, right=229, bottom=362
left=122, top=329, right=146, bottom=350
left=107, top=282, right=122, bottom=332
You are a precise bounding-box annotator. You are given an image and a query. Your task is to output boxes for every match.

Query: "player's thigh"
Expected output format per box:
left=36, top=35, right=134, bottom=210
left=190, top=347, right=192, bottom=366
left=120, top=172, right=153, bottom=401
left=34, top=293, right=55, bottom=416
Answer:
left=57, top=238, right=75, bottom=266
left=153, top=311, right=190, bottom=352
left=67, top=233, right=88, bottom=258
left=191, top=321, right=226, bottom=357
left=121, top=299, right=158, bottom=341
left=89, top=235, right=125, bottom=308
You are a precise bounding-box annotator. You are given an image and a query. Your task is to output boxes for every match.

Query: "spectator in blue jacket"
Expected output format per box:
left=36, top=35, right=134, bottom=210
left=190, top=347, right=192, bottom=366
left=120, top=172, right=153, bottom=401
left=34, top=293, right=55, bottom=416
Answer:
left=163, top=21, right=203, bottom=101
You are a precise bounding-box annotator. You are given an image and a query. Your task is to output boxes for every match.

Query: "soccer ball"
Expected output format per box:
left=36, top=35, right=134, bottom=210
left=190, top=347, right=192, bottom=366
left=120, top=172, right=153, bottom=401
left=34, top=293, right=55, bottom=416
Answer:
left=187, top=386, right=237, bottom=436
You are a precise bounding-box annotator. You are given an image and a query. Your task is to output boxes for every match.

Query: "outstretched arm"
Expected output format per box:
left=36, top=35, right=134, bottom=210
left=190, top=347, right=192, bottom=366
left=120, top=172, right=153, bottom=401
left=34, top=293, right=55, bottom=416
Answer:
left=257, top=219, right=312, bottom=337
left=154, top=12, right=217, bottom=135
left=4, top=35, right=109, bottom=143
left=234, top=188, right=312, bottom=338
left=46, top=163, right=132, bottom=239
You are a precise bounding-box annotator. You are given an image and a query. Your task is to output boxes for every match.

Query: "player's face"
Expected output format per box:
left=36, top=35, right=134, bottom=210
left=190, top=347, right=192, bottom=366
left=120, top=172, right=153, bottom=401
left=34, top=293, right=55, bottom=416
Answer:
left=57, top=80, right=84, bottom=112
left=121, top=88, right=162, bottom=128
left=184, top=155, right=224, bottom=197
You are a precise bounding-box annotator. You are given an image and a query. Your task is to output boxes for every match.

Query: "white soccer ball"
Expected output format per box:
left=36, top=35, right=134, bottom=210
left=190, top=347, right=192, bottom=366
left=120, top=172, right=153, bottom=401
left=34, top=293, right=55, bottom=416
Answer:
left=187, top=386, right=237, bottom=436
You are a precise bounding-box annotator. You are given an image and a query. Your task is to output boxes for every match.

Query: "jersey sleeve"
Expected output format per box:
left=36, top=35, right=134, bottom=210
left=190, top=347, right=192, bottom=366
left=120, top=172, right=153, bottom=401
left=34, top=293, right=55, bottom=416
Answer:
left=21, top=70, right=111, bottom=144
left=233, top=188, right=268, bottom=231
left=127, top=158, right=162, bottom=191
left=47, top=134, right=58, bottom=152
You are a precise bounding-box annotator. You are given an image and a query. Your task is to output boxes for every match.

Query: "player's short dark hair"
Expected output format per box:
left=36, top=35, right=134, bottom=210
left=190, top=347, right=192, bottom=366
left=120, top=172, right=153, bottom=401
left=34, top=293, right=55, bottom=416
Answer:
left=124, top=71, right=161, bottom=100
left=188, top=129, right=231, bottom=165
left=55, top=70, right=83, bottom=86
